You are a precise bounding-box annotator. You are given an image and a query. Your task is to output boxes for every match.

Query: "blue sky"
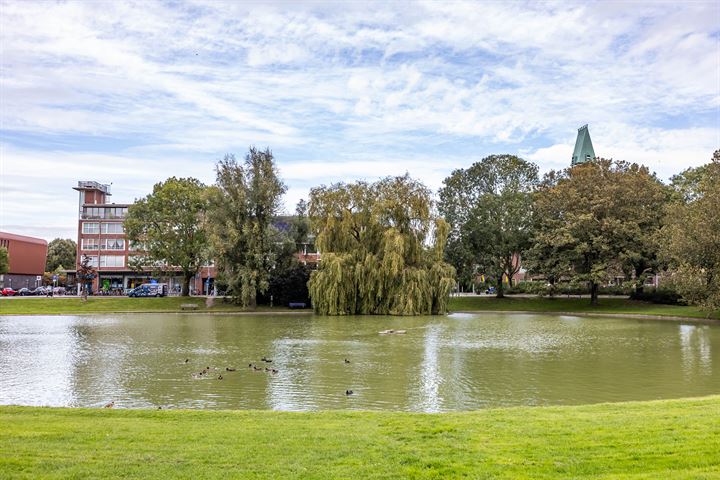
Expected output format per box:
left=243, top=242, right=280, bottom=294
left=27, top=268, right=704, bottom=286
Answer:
left=1, top=0, right=719, bottom=240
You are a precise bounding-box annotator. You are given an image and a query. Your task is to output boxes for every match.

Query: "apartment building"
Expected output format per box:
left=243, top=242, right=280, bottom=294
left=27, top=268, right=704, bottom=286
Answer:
left=74, top=181, right=215, bottom=294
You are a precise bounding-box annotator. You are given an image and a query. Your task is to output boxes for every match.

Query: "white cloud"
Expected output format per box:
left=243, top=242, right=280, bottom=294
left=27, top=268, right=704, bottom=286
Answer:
left=0, top=0, right=718, bottom=240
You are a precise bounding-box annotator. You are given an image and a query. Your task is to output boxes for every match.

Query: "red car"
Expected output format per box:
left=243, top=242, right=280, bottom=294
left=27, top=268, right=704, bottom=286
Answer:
left=1, top=287, right=17, bottom=296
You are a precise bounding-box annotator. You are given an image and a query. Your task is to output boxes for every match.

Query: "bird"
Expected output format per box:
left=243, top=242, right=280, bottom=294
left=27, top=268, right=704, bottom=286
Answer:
left=225, top=367, right=236, bottom=372
left=253, top=366, right=263, bottom=371
left=157, top=406, right=163, bottom=410
left=261, top=357, right=273, bottom=363
left=217, top=375, right=223, bottom=380
left=344, top=358, right=350, bottom=364
left=103, top=401, right=115, bottom=408
left=345, top=390, right=353, bottom=396
left=184, top=358, right=189, bottom=363
left=248, top=363, right=254, bottom=368
left=271, top=369, right=278, bottom=374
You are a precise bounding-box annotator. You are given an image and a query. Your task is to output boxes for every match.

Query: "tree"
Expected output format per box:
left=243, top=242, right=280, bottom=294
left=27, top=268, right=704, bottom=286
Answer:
left=531, top=159, right=669, bottom=305
left=207, top=147, right=287, bottom=307
left=661, top=151, right=720, bottom=311
left=438, top=155, right=539, bottom=298
left=0, top=247, right=8, bottom=275
left=308, top=174, right=455, bottom=315
left=291, top=199, right=310, bottom=247
left=124, top=177, right=209, bottom=296
left=77, top=254, right=96, bottom=299
left=46, top=238, right=77, bottom=272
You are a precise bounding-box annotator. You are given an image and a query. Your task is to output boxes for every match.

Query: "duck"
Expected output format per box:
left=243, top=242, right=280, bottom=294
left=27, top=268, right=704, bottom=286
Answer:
left=225, top=367, right=236, bottom=372
left=344, top=358, right=350, bottom=364
left=345, top=390, right=354, bottom=396
left=184, top=358, right=189, bottom=363
left=103, top=401, right=115, bottom=408
left=248, top=363, right=254, bottom=368
left=271, top=369, right=278, bottom=374
left=217, top=375, right=223, bottom=380
left=261, top=357, right=273, bottom=363
left=253, top=366, right=263, bottom=371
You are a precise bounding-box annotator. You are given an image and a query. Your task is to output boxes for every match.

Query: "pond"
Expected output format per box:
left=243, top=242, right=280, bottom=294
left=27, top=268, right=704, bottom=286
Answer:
left=0, top=313, right=718, bottom=411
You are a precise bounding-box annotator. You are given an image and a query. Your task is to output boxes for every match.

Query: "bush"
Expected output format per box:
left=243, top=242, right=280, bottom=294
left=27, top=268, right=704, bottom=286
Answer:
left=258, top=263, right=313, bottom=307
left=630, top=288, right=683, bottom=305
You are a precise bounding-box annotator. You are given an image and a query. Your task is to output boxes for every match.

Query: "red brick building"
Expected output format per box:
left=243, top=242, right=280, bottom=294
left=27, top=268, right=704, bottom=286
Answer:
left=0, top=232, right=48, bottom=289
left=73, top=181, right=216, bottom=294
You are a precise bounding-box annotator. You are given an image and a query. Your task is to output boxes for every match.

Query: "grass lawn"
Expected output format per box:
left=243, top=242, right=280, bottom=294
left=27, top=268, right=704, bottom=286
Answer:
left=448, top=295, right=719, bottom=320
left=0, top=296, right=302, bottom=315
left=1, top=295, right=717, bottom=320
left=1, top=396, right=718, bottom=479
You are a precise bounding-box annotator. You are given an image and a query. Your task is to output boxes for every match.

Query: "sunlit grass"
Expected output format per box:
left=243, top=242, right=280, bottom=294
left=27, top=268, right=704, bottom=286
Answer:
left=1, top=396, right=718, bottom=479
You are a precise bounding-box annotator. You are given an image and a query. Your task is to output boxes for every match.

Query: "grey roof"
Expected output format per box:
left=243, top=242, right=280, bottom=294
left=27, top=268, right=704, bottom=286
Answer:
left=571, top=124, right=596, bottom=166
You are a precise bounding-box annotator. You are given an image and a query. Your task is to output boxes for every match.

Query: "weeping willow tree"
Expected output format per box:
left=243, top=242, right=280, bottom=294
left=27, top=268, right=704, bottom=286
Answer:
left=308, top=174, right=455, bottom=315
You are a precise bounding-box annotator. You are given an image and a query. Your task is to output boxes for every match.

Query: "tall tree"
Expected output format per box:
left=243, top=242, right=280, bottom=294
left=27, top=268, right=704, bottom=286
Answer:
left=207, top=147, right=287, bottom=307
left=308, top=174, right=455, bottom=315
left=0, top=246, right=8, bottom=275
left=661, top=151, right=720, bottom=311
left=531, top=159, right=668, bottom=305
left=124, top=177, right=209, bottom=296
left=46, top=238, right=77, bottom=272
left=438, top=155, right=538, bottom=298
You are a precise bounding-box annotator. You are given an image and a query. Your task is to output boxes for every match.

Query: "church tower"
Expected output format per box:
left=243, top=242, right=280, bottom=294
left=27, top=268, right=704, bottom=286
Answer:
left=571, top=124, right=596, bottom=166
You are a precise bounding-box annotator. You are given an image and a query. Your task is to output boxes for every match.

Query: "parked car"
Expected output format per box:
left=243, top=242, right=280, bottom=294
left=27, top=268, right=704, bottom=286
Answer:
left=128, top=283, right=167, bottom=298
left=31, top=286, right=49, bottom=295
left=1, top=287, right=17, bottom=296
left=16, top=288, right=33, bottom=296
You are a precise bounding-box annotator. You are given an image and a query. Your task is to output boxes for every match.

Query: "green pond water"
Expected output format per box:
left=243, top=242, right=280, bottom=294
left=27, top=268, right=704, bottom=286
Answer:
left=0, top=313, right=718, bottom=411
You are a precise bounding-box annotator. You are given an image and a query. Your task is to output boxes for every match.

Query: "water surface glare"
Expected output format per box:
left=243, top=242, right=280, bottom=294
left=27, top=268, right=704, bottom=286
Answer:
left=0, top=313, right=718, bottom=411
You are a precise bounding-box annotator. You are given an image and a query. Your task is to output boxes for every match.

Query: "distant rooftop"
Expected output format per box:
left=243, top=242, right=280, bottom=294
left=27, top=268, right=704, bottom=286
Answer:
left=571, top=124, right=596, bottom=166
left=74, top=181, right=111, bottom=195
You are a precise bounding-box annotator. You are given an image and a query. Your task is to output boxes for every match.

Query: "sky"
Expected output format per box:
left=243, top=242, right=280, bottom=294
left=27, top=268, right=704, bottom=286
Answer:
left=1, top=0, right=719, bottom=241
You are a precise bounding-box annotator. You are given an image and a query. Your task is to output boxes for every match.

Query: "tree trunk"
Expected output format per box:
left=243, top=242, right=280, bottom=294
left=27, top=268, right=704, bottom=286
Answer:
left=590, top=281, right=598, bottom=305
left=181, top=272, right=193, bottom=296
left=495, top=277, right=504, bottom=299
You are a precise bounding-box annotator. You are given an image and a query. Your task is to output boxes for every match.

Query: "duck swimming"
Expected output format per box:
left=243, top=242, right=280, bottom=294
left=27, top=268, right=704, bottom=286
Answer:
left=345, top=390, right=353, bottom=396
left=103, top=401, right=115, bottom=408
left=225, top=367, right=236, bottom=372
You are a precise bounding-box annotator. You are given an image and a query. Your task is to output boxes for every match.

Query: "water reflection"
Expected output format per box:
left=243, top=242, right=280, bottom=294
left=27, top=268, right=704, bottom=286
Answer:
left=0, top=313, right=718, bottom=411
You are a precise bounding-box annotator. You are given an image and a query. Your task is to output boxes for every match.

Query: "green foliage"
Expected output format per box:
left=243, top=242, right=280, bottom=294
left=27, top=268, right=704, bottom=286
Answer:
left=259, top=263, right=313, bottom=307
left=124, top=177, right=209, bottom=296
left=308, top=174, right=455, bottom=315
left=0, top=246, right=8, bottom=275
left=207, top=148, right=287, bottom=307
left=661, top=151, right=720, bottom=311
left=291, top=199, right=310, bottom=246
left=45, top=238, right=76, bottom=272
left=438, top=154, right=538, bottom=297
left=529, top=159, right=669, bottom=305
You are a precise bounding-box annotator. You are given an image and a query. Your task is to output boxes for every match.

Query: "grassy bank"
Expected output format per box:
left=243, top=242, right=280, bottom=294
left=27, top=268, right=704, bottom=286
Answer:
left=0, top=296, right=300, bottom=315
left=1, top=397, right=718, bottom=479
left=2, top=295, right=716, bottom=319
left=449, top=295, right=719, bottom=320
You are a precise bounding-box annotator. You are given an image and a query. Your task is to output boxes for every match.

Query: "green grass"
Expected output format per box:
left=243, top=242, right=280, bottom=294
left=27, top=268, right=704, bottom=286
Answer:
left=1, top=397, right=719, bottom=479
left=1, top=295, right=717, bottom=320
left=449, top=295, right=719, bottom=319
left=0, top=296, right=301, bottom=315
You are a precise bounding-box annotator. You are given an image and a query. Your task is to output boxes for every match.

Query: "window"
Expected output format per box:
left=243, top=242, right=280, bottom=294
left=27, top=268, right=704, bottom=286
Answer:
left=101, top=238, right=125, bottom=250
left=81, top=238, right=99, bottom=250
left=83, top=255, right=99, bottom=267
left=101, top=223, right=124, bottom=234
left=82, top=222, right=100, bottom=234
left=100, top=255, right=125, bottom=268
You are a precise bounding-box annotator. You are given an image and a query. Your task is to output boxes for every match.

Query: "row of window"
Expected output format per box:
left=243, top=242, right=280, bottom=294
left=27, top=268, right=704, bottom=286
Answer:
left=81, top=238, right=126, bottom=250
left=81, top=222, right=124, bottom=234
left=81, top=207, right=128, bottom=219
left=84, top=255, right=126, bottom=268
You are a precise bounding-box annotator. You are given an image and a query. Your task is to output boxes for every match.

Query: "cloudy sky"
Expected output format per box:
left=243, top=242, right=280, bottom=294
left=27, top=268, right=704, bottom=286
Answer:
left=1, top=0, right=718, bottom=240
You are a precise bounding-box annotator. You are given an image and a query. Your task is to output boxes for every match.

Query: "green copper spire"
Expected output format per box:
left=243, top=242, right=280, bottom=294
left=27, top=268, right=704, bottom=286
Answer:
left=571, top=124, right=596, bottom=166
